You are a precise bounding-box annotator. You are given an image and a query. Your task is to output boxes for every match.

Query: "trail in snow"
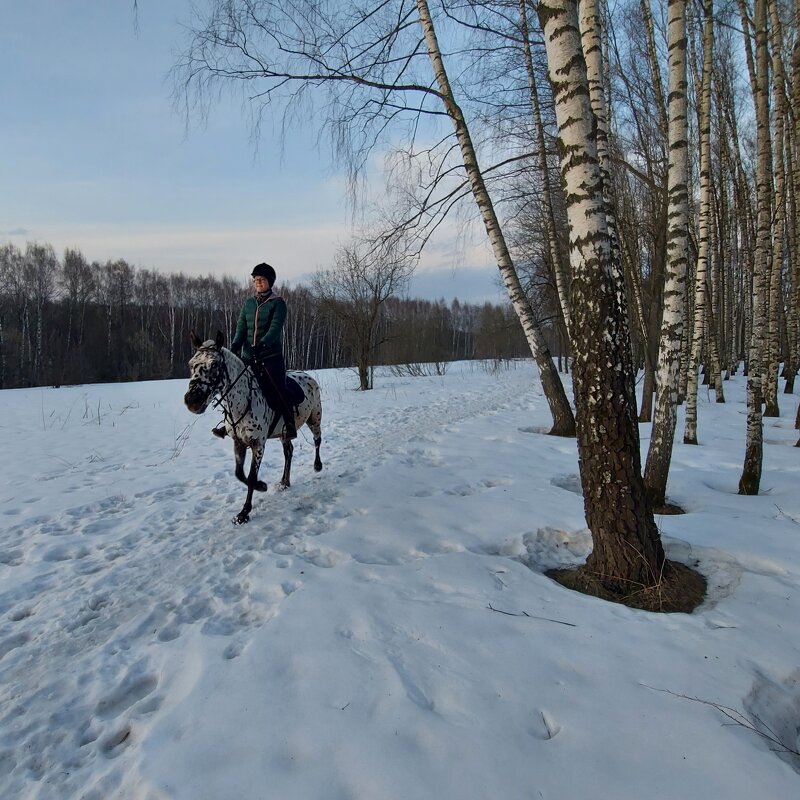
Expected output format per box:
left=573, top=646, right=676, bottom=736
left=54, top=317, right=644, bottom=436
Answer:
left=0, top=362, right=538, bottom=797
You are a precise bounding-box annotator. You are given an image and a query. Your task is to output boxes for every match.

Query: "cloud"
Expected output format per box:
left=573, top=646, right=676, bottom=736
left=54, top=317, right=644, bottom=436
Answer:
left=1, top=228, right=30, bottom=236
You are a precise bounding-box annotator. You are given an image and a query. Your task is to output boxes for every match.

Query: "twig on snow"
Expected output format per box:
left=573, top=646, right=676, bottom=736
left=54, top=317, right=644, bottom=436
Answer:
left=640, top=684, right=800, bottom=757
left=487, top=604, right=576, bottom=627
left=774, top=505, right=800, bottom=526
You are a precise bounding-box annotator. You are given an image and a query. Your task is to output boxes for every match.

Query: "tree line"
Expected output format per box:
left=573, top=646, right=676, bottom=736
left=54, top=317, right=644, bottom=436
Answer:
left=0, top=241, right=535, bottom=390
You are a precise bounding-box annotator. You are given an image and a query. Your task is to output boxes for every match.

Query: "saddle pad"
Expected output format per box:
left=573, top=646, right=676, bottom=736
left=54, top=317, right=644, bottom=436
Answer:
left=286, top=374, right=306, bottom=408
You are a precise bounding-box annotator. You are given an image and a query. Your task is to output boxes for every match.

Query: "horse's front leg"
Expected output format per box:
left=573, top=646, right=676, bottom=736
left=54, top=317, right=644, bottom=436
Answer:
left=280, top=439, right=294, bottom=489
left=234, top=440, right=247, bottom=485
left=234, top=443, right=266, bottom=525
left=234, top=440, right=268, bottom=491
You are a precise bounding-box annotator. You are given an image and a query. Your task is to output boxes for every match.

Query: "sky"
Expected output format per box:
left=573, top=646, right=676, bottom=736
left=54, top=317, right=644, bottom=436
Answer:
left=0, top=1, right=502, bottom=303
left=1, top=362, right=799, bottom=797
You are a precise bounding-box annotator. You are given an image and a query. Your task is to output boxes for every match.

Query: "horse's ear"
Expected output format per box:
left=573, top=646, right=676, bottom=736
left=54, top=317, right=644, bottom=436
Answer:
left=190, top=329, right=203, bottom=349
left=215, top=330, right=225, bottom=348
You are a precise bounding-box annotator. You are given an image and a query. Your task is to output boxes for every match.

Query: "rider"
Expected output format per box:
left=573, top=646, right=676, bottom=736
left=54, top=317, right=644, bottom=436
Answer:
left=214, top=263, right=297, bottom=441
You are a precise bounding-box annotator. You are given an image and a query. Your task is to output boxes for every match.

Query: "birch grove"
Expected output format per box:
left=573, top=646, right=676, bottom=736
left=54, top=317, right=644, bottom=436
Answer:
left=3, top=0, right=796, bottom=608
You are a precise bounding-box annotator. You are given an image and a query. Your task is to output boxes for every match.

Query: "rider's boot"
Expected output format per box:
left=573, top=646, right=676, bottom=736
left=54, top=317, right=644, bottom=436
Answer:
left=282, top=415, right=297, bottom=441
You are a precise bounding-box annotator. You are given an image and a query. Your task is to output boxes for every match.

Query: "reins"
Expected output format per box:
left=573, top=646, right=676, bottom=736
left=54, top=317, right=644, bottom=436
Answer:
left=210, top=351, right=254, bottom=437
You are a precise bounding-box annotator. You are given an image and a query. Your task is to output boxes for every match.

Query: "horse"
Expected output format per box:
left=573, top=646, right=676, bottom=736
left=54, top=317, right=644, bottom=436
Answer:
left=184, top=330, right=323, bottom=524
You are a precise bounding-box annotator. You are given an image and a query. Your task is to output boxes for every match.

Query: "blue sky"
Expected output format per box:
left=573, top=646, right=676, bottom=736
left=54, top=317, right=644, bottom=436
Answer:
left=0, top=1, right=502, bottom=303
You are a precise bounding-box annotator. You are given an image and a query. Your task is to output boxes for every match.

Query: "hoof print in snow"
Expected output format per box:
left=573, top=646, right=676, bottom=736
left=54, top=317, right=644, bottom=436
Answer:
left=223, top=638, right=246, bottom=660
left=95, top=673, right=158, bottom=719
left=99, top=724, right=132, bottom=758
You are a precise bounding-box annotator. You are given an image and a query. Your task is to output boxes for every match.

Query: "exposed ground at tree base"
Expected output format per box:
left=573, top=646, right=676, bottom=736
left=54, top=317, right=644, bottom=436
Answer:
left=654, top=502, right=686, bottom=515
left=546, top=560, right=707, bottom=613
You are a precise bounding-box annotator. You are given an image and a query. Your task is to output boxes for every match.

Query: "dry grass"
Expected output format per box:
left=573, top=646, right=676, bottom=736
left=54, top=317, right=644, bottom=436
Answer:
left=547, top=560, right=706, bottom=613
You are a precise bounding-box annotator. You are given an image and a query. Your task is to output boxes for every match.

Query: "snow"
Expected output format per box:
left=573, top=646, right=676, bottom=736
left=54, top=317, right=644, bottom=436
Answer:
left=1, top=361, right=799, bottom=799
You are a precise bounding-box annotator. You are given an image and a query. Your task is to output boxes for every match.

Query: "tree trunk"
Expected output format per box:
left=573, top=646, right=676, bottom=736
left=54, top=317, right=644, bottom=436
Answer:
left=538, top=0, right=664, bottom=591
left=739, top=0, right=770, bottom=495
left=519, top=0, right=571, bottom=336
left=789, top=1, right=800, bottom=394
left=683, top=0, right=714, bottom=445
left=416, top=0, right=575, bottom=436
left=644, top=0, right=691, bottom=509
left=764, top=0, right=787, bottom=416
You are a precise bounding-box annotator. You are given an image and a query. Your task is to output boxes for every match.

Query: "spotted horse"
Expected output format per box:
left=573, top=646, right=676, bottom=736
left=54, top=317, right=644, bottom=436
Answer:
left=184, top=330, right=323, bottom=524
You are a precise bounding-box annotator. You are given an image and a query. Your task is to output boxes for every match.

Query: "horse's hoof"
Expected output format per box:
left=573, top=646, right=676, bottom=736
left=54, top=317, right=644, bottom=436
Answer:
left=255, top=481, right=268, bottom=492
left=233, top=513, right=249, bottom=525
left=314, top=461, right=323, bottom=472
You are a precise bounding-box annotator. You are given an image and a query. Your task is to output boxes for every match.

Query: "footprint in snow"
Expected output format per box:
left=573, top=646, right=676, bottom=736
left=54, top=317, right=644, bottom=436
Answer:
left=95, top=671, right=159, bottom=720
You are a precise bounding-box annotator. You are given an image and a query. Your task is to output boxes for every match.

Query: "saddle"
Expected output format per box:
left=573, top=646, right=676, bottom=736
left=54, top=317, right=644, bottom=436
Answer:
left=212, top=369, right=306, bottom=440
left=283, top=375, right=306, bottom=409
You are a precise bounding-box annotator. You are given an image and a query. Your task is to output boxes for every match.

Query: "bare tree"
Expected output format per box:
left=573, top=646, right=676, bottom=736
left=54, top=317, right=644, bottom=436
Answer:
left=313, top=230, right=416, bottom=389
left=23, top=243, right=59, bottom=384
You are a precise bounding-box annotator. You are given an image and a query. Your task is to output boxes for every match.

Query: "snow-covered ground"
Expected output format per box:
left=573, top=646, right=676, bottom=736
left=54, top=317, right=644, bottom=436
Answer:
left=1, top=360, right=798, bottom=800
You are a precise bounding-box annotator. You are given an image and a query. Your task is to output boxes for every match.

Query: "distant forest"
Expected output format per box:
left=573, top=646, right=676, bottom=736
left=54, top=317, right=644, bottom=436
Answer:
left=0, top=242, right=551, bottom=390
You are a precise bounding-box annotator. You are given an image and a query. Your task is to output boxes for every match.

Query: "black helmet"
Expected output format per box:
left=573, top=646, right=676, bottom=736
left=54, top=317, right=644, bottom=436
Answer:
left=251, top=263, right=276, bottom=286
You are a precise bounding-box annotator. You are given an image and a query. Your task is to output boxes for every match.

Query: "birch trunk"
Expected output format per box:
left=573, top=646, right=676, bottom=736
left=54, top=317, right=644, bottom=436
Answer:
left=518, top=0, right=572, bottom=336
left=739, top=0, right=770, bottom=495
left=538, top=0, right=664, bottom=591
left=683, top=0, right=714, bottom=444
left=789, top=0, right=800, bottom=393
left=644, top=0, right=691, bottom=507
left=786, top=111, right=799, bottom=393
left=579, top=0, right=629, bottom=350
left=416, top=0, right=575, bottom=436
left=764, top=0, right=786, bottom=416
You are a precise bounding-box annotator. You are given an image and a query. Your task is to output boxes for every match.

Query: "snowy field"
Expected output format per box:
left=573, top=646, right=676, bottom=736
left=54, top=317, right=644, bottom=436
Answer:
left=1, top=360, right=799, bottom=799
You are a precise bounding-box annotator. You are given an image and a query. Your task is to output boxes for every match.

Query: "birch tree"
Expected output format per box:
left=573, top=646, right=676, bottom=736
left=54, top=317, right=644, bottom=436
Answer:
left=537, top=0, right=673, bottom=599
left=739, top=0, right=771, bottom=495
left=763, top=0, right=787, bottom=418
left=683, top=0, right=714, bottom=444
left=643, top=0, right=690, bottom=510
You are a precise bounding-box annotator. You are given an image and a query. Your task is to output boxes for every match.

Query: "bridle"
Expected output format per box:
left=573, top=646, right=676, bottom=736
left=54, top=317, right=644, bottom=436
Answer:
left=195, top=345, right=254, bottom=439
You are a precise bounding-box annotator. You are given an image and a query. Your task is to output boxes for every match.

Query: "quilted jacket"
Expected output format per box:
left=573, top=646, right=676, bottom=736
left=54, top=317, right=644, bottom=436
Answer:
left=230, top=293, right=287, bottom=361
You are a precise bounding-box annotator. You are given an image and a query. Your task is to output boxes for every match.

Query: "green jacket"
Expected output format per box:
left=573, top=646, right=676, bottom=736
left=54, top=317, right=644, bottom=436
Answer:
left=230, top=293, right=287, bottom=361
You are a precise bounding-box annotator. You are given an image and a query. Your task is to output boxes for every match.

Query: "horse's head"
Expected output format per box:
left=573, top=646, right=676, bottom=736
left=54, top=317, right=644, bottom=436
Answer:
left=184, top=330, right=226, bottom=414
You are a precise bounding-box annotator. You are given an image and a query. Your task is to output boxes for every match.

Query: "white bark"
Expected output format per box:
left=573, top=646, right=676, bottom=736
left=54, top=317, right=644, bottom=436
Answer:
left=644, top=0, right=691, bottom=507
left=683, top=0, right=714, bottom=444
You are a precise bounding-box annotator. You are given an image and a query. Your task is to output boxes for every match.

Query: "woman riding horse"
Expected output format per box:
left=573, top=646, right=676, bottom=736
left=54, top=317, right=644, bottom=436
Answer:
left=213, top=262, right=296, bottom=441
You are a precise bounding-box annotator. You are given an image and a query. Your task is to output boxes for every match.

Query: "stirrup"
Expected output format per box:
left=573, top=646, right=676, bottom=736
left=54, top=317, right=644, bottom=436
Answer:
left=212, top=425, right=227, bottom=439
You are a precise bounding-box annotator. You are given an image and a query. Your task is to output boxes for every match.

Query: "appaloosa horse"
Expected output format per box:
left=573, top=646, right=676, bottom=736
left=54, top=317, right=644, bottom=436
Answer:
left=184, top=331, right=323, bottom=524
